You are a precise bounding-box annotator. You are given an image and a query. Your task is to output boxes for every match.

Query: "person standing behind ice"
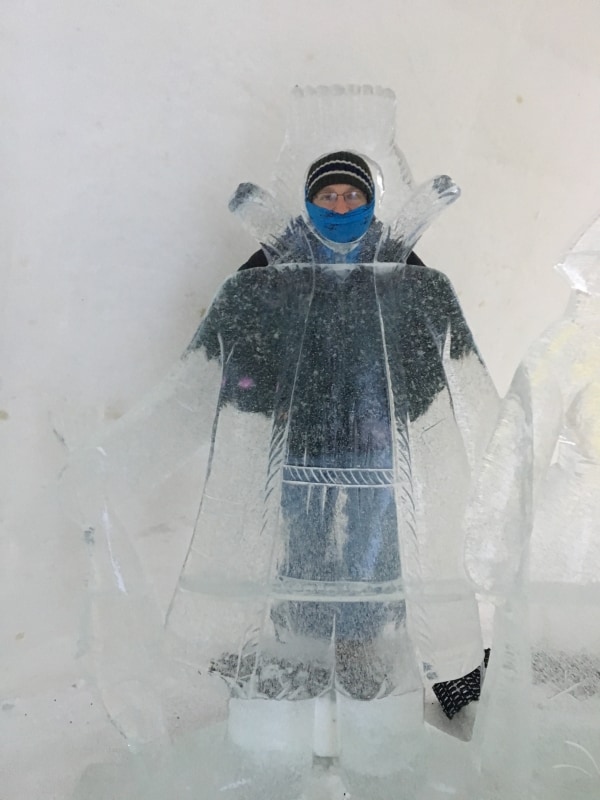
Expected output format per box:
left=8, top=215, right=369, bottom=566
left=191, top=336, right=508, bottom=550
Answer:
left=202, top=151, right=496, bottom=716
left=181, top=140, right=499, bottom=794
left=230, top=152, right=426, bottom=702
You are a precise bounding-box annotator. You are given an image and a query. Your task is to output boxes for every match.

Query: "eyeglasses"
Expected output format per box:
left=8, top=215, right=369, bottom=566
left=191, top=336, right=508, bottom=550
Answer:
left=313, top=189, right=367, bottom=209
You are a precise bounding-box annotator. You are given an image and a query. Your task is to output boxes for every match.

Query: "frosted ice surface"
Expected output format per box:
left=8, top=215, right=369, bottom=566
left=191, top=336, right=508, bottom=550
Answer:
left=466, top=214, right=600, bottom=799
left=65, top=85, right=499, bottom=798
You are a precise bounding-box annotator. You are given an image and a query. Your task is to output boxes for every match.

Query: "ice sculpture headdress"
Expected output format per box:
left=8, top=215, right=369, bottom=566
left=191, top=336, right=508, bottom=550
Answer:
left=229, top=85, right=461, bottom=263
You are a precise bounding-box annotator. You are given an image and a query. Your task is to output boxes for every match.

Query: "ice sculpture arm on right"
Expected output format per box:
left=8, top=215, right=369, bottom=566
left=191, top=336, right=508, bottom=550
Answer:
left=438, top=277, right=500, bottom=477
left=380, top=175, right=461, bottom=263
left=463, top=288, right=574, bottom=596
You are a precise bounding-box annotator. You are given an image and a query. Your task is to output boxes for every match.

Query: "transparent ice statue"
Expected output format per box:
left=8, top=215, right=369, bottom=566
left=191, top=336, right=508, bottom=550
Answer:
left=64, top=85, right=499, bottom=799
left=466, top=214, right=600, bottom=800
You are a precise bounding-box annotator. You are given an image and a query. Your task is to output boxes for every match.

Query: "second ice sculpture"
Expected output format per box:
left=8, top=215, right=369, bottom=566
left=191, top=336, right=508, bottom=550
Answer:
left=466, top=214, right=600, bottom=800
left=66, top=85, right=499, bottom=799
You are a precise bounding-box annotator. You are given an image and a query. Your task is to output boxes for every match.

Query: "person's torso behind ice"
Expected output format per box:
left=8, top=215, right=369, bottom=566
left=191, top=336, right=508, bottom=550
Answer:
left=237, top=151, right=406, bottom=469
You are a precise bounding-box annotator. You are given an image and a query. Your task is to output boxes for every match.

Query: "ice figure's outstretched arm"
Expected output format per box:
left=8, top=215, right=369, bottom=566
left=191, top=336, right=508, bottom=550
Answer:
left=228, top=182, right=293, bottom=263
left=437, top=274, right=500, bottom=477
left=61, top=268, right=271, bottom=524
left=381, top=175, right=461, bottom=262
left=61, top=344, right=222, bottom=526
left=464, top=332, right=564, bottom=596
left=59, top=319, right=224, bottom=749
left=464, top=366, right=536, bottom=596
left=56, top=312, right=227, bottom=754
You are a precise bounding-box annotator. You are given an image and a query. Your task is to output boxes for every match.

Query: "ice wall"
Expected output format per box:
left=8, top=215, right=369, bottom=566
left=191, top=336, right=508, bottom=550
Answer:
left=3, top=2, right=600, bottom=798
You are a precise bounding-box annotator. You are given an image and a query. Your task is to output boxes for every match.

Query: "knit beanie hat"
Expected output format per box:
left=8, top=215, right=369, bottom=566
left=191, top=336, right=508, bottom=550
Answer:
left=305, top=151, right=375, bottom=203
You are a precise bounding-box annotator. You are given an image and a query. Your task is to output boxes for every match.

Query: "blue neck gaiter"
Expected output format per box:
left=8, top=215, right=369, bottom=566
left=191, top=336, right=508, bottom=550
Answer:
left=305, top=199, right=375, bottom=244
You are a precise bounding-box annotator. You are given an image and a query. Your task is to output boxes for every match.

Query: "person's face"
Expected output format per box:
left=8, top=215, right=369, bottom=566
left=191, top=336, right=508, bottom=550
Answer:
left=311, top=183, right=368, bottom=214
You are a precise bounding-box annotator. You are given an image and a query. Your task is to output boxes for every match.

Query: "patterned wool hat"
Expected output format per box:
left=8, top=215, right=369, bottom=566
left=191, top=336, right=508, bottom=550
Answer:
left=305, top=151, right=375, bottom=203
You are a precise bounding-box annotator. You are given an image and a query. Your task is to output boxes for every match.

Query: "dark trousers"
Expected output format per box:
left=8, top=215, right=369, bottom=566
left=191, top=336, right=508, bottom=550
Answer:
left=274, top=475, right=403, bottom=642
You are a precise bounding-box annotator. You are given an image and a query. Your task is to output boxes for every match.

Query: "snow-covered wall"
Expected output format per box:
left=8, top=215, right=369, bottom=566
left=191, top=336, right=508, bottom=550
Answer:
left=2, top=1, right=600, bottom=796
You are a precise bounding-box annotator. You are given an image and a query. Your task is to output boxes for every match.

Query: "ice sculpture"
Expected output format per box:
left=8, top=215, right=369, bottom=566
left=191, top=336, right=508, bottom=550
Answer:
left=466, top=214, right=600, bottom=799
left=66, top=85, right=499, bottom=799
